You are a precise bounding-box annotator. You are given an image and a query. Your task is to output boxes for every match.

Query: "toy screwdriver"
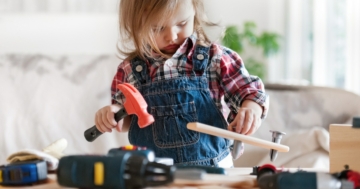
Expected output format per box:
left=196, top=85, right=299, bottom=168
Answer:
left=84, top=83, right=154, bottom=142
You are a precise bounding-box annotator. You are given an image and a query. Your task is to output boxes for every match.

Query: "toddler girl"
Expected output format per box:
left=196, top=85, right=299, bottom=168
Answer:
left=95, top=0, right=269, bottom=168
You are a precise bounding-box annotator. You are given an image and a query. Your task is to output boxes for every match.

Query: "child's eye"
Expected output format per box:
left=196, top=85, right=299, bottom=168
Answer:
left=152, top=27, right=164, bottom=32
left=178, top=21, right=187, bottom=27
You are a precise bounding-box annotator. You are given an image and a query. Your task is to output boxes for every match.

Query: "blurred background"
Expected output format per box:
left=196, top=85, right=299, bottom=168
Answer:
left=0, top=0, right=359, bottom=168
left=1, top=0, right=359, bottom=94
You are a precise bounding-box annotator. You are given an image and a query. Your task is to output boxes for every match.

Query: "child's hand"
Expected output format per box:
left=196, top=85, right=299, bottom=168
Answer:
left=227, top=100, right=263, bottom=135
left=95, top=104, right=123, bottom=133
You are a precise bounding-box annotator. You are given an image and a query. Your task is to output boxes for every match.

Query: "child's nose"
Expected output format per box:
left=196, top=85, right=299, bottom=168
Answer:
left=165, top=27, right=178, bottom=42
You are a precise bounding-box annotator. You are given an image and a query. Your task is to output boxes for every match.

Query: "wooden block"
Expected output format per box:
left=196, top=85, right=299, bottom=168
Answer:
left=330, top=124, right=360, bottom=172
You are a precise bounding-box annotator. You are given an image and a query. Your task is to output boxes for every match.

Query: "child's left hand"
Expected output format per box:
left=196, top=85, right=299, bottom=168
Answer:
left=227, top=100, right=263, bottom=135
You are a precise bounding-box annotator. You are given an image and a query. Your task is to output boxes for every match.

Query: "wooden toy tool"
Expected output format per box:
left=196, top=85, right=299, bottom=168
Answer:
left=187, top=122, right=290, bottom=153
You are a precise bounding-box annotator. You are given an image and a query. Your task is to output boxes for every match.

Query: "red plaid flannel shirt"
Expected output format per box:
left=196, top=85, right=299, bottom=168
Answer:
left=111, top=34, right=269, bottom=123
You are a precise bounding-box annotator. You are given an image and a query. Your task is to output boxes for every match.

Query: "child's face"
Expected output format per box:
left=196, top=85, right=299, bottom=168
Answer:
left=152, top=0, right=195, bottom=55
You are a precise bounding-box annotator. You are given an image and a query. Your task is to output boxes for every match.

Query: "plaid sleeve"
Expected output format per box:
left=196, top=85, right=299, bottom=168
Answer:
left=219, top=47, right=269, bottom=123
left=111, top=64, right=126, bottom=107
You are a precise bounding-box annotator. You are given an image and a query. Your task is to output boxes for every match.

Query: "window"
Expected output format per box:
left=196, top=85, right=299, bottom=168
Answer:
left=285, top=0, right=360, bottom=94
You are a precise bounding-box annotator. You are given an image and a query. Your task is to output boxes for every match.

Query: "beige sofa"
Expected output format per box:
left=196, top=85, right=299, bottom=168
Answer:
left=233, top=84, right=360, bottom=169
left=2, top=54, right=360, bottom=170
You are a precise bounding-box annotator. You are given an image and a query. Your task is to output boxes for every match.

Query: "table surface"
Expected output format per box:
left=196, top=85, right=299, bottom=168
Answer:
left=0, top=167, right=329, bottom=189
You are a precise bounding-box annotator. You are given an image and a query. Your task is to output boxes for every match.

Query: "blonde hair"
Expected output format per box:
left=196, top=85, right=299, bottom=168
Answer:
left=117, top=0, right=215, bottom=60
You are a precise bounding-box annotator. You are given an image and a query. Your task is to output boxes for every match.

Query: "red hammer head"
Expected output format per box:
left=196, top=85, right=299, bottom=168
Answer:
left=117, top=83, right=154, bottom=128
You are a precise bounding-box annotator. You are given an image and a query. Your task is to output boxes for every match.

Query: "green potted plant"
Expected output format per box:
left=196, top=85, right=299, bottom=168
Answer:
left=222, top=21, right=281, bottom=81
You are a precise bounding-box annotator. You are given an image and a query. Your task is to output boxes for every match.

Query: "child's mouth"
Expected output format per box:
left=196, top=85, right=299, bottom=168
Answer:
left=163, top=44, right=179, bottom=51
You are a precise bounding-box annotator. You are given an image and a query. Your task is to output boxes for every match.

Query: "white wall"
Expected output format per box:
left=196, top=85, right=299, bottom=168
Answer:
left=0, top=1, right=288, bottom=81
left=0, top=1, right=286, bottom=53
left=0, top=13, right=119, bottom=55
left=204, top=0, right=276, bottom=41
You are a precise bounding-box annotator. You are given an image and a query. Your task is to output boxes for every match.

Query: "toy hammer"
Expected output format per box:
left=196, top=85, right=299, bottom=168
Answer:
left=84, top=83, right=154, bottom=142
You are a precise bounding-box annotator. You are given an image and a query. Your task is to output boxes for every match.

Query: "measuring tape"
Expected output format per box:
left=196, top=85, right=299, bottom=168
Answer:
left=0, top=160, right=47, bottom=185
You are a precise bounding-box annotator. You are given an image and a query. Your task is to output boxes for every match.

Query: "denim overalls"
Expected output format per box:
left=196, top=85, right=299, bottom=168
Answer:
left=128, top=45, right=230, bottom=166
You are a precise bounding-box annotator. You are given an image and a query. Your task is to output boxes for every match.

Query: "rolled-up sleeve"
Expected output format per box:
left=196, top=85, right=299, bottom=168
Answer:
left=219, top=47, right=269, bottom=123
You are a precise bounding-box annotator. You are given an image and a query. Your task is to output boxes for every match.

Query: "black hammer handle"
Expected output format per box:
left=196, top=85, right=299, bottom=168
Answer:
left=84, top=108, right=128, bottom=142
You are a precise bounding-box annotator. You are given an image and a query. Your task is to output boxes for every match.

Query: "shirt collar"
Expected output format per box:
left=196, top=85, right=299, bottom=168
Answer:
left=150, top=32, right=198, bottom=61
left=172, top=32, right=197, bottom=59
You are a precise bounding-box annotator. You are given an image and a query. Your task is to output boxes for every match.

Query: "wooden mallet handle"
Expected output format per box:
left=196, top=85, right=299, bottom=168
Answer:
left=187, top=122, right=289, bottom=152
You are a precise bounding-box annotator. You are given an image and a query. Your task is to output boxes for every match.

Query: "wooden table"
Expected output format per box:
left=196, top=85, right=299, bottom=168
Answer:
left=0, top=168, right=329, bottom=189
left=0, top=168, right=258, bottom=189
left=0, top=174, right=70, bottom=189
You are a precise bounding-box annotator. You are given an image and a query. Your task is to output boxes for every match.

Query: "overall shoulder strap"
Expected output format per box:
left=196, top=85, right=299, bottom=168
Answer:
left=191, top=45, right=211, bottom=76
left=130, top=57, right=151, bottom=85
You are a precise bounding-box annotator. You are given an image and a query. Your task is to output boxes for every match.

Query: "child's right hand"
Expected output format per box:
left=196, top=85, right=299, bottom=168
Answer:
left=95, top=104, right=123, bottom=133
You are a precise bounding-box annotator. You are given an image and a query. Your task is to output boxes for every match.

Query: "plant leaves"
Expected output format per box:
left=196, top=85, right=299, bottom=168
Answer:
left=222, top=26, right=243, bottom=53
left=221, top=22, right=281, bottom=81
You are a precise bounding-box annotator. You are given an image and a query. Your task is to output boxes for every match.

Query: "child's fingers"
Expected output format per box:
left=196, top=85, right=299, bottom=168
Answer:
left=94, top=105, right=122, bottom=133
left=95, top=111, right=107, bottom=133
left=235, top=111, right=245, bottom=133
left=245, top=114, right=258, bottom=135
left=98, top=117, right=110, bottom=133
left=240, top=111, right=253, bottom=134
left=228, top=121, right=235, bottom=131
left=96, top=117, right=109, bottom=133
left=228, top=111, right=245, bottom=133
left=107, top=110, right=117, bottom=126
left=95, top=116, right=103, bottom=133
left=115, top=121, right=122, bottom=132
left=97, top=109, right=113, bottom=132
left=101, top=112, right=114, bottom=133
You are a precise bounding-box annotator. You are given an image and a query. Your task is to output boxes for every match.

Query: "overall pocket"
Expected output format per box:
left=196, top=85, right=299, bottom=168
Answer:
left=151, top=101, right=199, bottom=148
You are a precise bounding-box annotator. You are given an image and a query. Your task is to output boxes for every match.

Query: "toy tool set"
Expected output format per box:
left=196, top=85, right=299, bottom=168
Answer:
left=0, top=160, right=47, bottom=185
left=56, top=146, right=360, bottom=189
left=56, top=145, right=225, bottom=189
left=78, top=81, right=360, bottom=189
